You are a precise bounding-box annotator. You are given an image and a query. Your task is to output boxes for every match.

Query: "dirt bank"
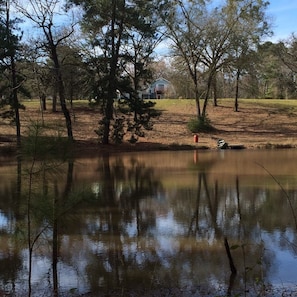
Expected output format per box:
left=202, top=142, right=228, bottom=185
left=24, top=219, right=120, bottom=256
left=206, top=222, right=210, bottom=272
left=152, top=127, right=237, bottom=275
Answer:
left=1, top=99, right=297, bottom=155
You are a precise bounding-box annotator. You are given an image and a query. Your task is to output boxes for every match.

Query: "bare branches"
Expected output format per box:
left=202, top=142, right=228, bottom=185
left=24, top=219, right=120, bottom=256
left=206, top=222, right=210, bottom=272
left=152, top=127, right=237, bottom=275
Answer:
left=14, top=0, right=77, bottom=46
left=14, top=0, right=74, bottom=140
left=15, top=0, right=57, bottom=26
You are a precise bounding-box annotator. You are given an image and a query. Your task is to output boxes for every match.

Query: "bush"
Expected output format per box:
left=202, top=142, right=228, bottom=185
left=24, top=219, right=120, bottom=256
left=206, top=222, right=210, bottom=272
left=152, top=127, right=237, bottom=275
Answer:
left=187, top=115, right=214, bottom=133
left=112, top=117, right=125, bottom=144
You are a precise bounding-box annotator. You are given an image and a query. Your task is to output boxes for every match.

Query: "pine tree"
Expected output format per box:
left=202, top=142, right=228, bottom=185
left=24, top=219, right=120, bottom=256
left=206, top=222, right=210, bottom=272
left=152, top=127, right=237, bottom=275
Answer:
left=0, top=0, right=24, bottom=147
left=69, top=0, right=165, bottom=144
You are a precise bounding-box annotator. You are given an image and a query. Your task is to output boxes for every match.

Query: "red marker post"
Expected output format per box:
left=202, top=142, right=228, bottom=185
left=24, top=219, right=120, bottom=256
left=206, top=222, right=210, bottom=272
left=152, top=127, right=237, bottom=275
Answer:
left=194, top=134, right=198, bottom=143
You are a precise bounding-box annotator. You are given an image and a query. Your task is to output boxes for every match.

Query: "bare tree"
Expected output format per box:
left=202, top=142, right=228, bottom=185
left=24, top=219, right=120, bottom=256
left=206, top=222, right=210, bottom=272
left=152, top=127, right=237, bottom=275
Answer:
left=225, top=0, right=271, bottom=110
left=161, top=0, right=206, bottom=117
left=15, top=0, right=76, bottom=141
left=275, top=35, right=297, bottom=96
left=163, top=0, right=270, bottom=121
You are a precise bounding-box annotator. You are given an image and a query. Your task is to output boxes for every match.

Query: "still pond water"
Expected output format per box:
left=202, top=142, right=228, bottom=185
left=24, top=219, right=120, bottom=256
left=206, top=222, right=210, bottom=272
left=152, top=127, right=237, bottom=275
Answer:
left=1, top=149, right=297, bottom=296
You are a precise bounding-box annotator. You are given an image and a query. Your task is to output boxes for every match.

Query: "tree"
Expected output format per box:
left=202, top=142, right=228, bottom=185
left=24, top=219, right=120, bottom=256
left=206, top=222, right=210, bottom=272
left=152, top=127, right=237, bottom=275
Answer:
left=15, top=0, right=76, bottom=141
left=117, top=5, right=163, bottom=142
left=21, top=43, right=52, bottom=115
left=274, top=35, right=297, bottom=98
left=69, top=0, right=123, bottom=144
left=68, top=0, right=165, bottom=144
left=54, top=44, right=87, bottom=106
left=276, top=36, right=297, bottom=72
left=162, top=0, right=270, bottom=122
left=0, top=0, right=24, bottom=147
left=223, top=0, right=271, bottom=110
left=161, top=0, right=206, bottom=117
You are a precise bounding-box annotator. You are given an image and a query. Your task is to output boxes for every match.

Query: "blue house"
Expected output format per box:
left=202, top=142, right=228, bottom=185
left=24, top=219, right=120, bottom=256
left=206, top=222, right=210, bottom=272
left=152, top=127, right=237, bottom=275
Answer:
left=143, top=78, right=174, bottom=99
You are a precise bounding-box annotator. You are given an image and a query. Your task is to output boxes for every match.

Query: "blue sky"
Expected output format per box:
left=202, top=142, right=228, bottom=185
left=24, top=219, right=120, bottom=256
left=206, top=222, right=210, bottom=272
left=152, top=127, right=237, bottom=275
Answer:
left=18, top=0, right=297, bottom=45
left=268, top=0, right=297, bottom=40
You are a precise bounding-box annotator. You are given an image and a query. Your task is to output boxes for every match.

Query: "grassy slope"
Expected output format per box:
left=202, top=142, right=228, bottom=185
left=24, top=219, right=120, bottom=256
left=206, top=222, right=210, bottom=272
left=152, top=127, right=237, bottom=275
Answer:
left=148, top=98, right=297, bottom=149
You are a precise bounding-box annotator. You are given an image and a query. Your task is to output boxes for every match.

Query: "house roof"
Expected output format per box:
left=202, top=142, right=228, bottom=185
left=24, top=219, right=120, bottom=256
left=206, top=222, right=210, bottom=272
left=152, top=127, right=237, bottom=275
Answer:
left=149, top=78, right=171, bottom=89
left=152, top=77, right=170, bottom=84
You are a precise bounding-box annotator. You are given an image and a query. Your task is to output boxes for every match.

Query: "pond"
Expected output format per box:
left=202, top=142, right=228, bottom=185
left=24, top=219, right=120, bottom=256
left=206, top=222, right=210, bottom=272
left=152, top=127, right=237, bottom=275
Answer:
left=1, top=149, right=297, bottom=296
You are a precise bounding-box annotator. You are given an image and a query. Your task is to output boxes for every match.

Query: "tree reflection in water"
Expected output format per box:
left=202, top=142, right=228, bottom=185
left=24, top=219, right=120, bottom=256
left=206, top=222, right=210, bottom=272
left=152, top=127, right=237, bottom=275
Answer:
left=23, top=156, right=76, bottom=297
left=85, top=154, right=164, bottom=294
left=1, top=150, right=297, bottom=296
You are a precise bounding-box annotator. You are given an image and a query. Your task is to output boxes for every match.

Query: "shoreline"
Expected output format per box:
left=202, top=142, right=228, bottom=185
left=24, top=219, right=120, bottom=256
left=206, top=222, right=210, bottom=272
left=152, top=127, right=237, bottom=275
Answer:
left=1, top=135, right=296, bottom=160
left=2, top=99, right=297, bottom=156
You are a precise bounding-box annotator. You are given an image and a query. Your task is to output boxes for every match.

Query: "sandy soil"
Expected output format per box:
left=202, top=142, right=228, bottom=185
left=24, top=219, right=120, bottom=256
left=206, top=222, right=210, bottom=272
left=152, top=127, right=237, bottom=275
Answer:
left=147, top=102, right=297, bottom=150
left=1, top=99, right=297, bottom=155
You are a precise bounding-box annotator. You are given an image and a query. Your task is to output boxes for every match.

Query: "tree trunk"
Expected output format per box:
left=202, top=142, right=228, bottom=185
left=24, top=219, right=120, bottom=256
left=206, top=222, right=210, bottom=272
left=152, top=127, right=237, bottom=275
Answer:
left=202, top=74, right=213, bottom=117
left=102, top=100, right=113, bottom=144
left=41, top=93, right=46, bottom=111
left=11, top=55, right=21, bottom=148
left=194, top=82, right=201, bottom=118
left=234, top=69, right=240, bottom=112
left=51, top=48, right=73, bottom=141
left=6, top=2, right=21, bottom=148
left=102, top=0, right=122, bottom=144
left=102, top=61, right=116, bottom=144
left=52, top=90, right=57, bottom=112
left=213, top=73, right=218, bottom=107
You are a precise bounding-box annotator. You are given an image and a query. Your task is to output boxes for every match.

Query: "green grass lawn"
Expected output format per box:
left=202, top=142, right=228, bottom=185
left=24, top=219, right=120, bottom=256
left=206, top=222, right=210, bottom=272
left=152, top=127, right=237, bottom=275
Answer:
left=21, top=97, right=297, bottom=113
left=152, top=98, right=297, bottom=113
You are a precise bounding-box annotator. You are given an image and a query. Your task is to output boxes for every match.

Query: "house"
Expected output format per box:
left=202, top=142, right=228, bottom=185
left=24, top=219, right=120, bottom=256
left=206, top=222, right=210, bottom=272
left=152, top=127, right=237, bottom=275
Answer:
left=143, top=77, right=175, bottom=99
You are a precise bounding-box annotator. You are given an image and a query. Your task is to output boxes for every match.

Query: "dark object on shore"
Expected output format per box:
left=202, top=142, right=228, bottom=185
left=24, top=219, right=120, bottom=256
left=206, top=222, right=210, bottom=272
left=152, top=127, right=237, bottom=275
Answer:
left=217, top=139, right=228, bottom=149
left=217, top=139, right=245, bottom=150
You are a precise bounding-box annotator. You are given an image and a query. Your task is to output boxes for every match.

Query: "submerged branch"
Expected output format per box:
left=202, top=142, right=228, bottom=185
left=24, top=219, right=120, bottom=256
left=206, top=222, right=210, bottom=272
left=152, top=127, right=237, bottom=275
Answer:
left=224, top=237, right=237, bottom=275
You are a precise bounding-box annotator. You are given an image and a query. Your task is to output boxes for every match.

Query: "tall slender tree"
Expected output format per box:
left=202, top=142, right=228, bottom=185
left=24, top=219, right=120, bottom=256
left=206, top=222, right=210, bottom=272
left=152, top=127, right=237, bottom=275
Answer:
left=160, top=0, right=206, bottom=117
left=224, top=0, right=271, bottom=110
left=0, top=0, right=23, bottom=147
left=15, top=0, right=75, bottom=141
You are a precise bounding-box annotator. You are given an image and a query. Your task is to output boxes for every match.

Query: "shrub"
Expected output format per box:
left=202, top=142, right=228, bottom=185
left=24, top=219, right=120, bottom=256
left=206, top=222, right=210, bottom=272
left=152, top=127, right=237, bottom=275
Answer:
left=187, top=115, right=214, bottom=133
left=112, top=117, right=125, bottom=144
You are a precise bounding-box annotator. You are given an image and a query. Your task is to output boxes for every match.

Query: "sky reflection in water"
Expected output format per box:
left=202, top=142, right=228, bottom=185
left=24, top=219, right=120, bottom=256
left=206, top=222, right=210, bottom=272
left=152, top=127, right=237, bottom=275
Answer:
left=1, top=149, right=297, bottom=296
